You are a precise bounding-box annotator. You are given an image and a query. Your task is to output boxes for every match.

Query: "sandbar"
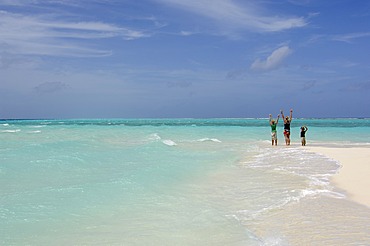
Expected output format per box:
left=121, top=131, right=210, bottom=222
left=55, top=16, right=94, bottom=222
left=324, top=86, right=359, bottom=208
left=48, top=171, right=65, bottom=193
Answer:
left=306, top=145, right=370, bottom=207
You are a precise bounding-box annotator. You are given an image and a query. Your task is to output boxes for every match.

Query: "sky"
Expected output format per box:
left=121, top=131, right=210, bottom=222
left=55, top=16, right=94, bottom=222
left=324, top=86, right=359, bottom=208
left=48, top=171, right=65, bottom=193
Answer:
left=1, top=0, right=370, bottom=119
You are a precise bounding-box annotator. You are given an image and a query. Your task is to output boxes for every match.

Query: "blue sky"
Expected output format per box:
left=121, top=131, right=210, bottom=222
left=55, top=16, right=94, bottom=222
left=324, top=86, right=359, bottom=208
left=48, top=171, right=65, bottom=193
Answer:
left=1, top=0, right=369, bottom=118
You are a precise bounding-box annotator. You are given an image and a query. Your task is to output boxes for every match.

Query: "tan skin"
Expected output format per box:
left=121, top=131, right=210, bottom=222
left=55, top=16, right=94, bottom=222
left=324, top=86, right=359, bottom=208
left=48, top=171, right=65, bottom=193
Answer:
left=269, top=114, right=280, bottom=146
left=281, top=109, right=293, bottom=146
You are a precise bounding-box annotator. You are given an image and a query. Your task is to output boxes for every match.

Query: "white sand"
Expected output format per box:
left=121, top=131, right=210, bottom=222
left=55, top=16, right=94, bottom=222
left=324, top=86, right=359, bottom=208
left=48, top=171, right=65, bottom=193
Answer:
left=306, top=146, right=370, bottom=207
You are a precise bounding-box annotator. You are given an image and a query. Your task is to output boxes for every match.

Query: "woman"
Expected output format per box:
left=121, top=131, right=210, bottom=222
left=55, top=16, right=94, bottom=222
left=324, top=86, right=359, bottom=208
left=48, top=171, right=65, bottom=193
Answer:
left=269, top=114, right=280, bottom=146
left=281, top=109, right=293, bottom=145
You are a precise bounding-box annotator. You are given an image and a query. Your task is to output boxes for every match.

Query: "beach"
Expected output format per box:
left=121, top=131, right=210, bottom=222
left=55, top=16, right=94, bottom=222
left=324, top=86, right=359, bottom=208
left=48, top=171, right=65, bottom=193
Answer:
left=306, top=146, right=370, bottom=207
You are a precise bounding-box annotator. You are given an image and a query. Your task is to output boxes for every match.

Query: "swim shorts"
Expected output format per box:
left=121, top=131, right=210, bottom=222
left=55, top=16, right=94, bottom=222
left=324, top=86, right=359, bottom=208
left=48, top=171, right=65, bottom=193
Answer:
left=271, top=131, right=277, bottom=140
left=284, top=130, right=290, bottom=136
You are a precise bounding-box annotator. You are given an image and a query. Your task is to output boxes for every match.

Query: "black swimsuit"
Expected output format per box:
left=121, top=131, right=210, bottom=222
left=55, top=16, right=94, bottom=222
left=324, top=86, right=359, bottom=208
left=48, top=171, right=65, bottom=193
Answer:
left=301, top=129, right=307, bottom=137
left=284, top=122, right=290, bottom=133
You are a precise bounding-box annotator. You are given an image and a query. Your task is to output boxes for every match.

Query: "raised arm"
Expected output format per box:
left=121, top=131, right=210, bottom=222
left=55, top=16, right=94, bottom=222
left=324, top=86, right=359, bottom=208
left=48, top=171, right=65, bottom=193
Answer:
left=280, top=110, right=285, bottom=123
left=289, top=109, right=293, bottom=122
left=276, top=114, right=280, bottom=124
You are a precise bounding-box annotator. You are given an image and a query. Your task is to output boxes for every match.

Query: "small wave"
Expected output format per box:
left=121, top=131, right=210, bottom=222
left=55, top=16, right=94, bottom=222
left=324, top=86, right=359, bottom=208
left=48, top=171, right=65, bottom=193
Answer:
left=1, top=129, right=21, bottom=133
left=30, top=125, right=46, bottom=128
left=299, top=188, right=345, bottom=200
left=260, top=236, right=288, bottom=246
left=148, top=133, right=161, bottom=141
left=1, top=123, right=9, bottom=126
left=197, top=138, right=222, bottom=143
left=162, top=140, right=177, bottom=146
left=235, top=187, right=338, bottom=223
left=28, top=130, right=41, bottom=133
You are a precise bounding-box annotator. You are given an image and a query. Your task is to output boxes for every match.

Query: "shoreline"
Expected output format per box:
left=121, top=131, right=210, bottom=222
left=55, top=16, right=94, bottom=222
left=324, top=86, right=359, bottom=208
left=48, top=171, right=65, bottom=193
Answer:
left=306, top=145, right=370, bottom=207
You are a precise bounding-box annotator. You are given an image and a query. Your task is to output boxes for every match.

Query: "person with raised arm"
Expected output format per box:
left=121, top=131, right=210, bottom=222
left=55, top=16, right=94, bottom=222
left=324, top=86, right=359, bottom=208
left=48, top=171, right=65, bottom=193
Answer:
left=300, top=125, right=308, bottom=146
left=281, top=109, right=293, bottom=145
left=269, top=114, right=280, bottom=146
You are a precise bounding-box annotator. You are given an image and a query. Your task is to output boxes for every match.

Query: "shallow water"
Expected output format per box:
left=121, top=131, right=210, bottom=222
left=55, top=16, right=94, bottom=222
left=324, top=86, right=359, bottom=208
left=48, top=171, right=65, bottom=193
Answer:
left=1, top=118, right=369, bottom=245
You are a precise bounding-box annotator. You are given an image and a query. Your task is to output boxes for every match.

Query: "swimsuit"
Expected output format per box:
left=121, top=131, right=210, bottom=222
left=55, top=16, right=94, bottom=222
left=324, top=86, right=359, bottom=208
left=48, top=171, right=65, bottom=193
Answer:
left=284, top=122, right=290, bottom=131
left=271, top=123, right=277, bottom=140
left=284, top=122, right=290, bottom=136
left=271, top=124, right=277, bottom=132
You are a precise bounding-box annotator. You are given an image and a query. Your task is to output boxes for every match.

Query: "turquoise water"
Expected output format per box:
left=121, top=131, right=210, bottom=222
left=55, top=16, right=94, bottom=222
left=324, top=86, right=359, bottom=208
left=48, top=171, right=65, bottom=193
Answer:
left=1, top=118, right=369, bottom=245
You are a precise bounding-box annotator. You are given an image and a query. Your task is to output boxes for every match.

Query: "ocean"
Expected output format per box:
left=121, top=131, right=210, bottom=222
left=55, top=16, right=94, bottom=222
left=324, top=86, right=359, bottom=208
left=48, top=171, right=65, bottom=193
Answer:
left=1, top=118, right=369, bottom=245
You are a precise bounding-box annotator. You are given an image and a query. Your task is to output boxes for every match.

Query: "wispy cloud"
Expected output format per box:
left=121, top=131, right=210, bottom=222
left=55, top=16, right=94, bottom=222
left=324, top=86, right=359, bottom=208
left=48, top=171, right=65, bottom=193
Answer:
left=155, top=0, right=307, bottom=33
left=167, top=81, right=192, bottom=88
left=180, top=31, right=198, bottom=36
left=343, top=81, right=370, bottom=92
left=250, top=46, right=292, bottom=71
left=302, top=80, right=316, bottom=91
left=34, top=81, right=69, bottom=94
left=0, top=10, right=148, bottom=57
left=332, top=32, right=370, bottom=43
left=287, top=0, right=312, bottom=6
left=307, top=31, right=370, bottom=45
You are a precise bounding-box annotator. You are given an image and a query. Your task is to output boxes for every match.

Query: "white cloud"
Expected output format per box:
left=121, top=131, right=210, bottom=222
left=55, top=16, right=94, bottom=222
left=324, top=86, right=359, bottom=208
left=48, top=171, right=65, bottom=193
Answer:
left=250, top=46, right=292, bottom=71
left=180, top=31, right=197, bottom=36
left=332, top=32, right=370, bottom=43
left=155, top=0, right=307, bottom=32
left=0, top=11, right=148, bottom=57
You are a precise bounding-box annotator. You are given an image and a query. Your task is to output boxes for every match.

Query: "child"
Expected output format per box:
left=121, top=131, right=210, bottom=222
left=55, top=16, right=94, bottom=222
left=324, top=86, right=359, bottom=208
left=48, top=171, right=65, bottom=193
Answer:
left=300, top=126, right=308, bottom=146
